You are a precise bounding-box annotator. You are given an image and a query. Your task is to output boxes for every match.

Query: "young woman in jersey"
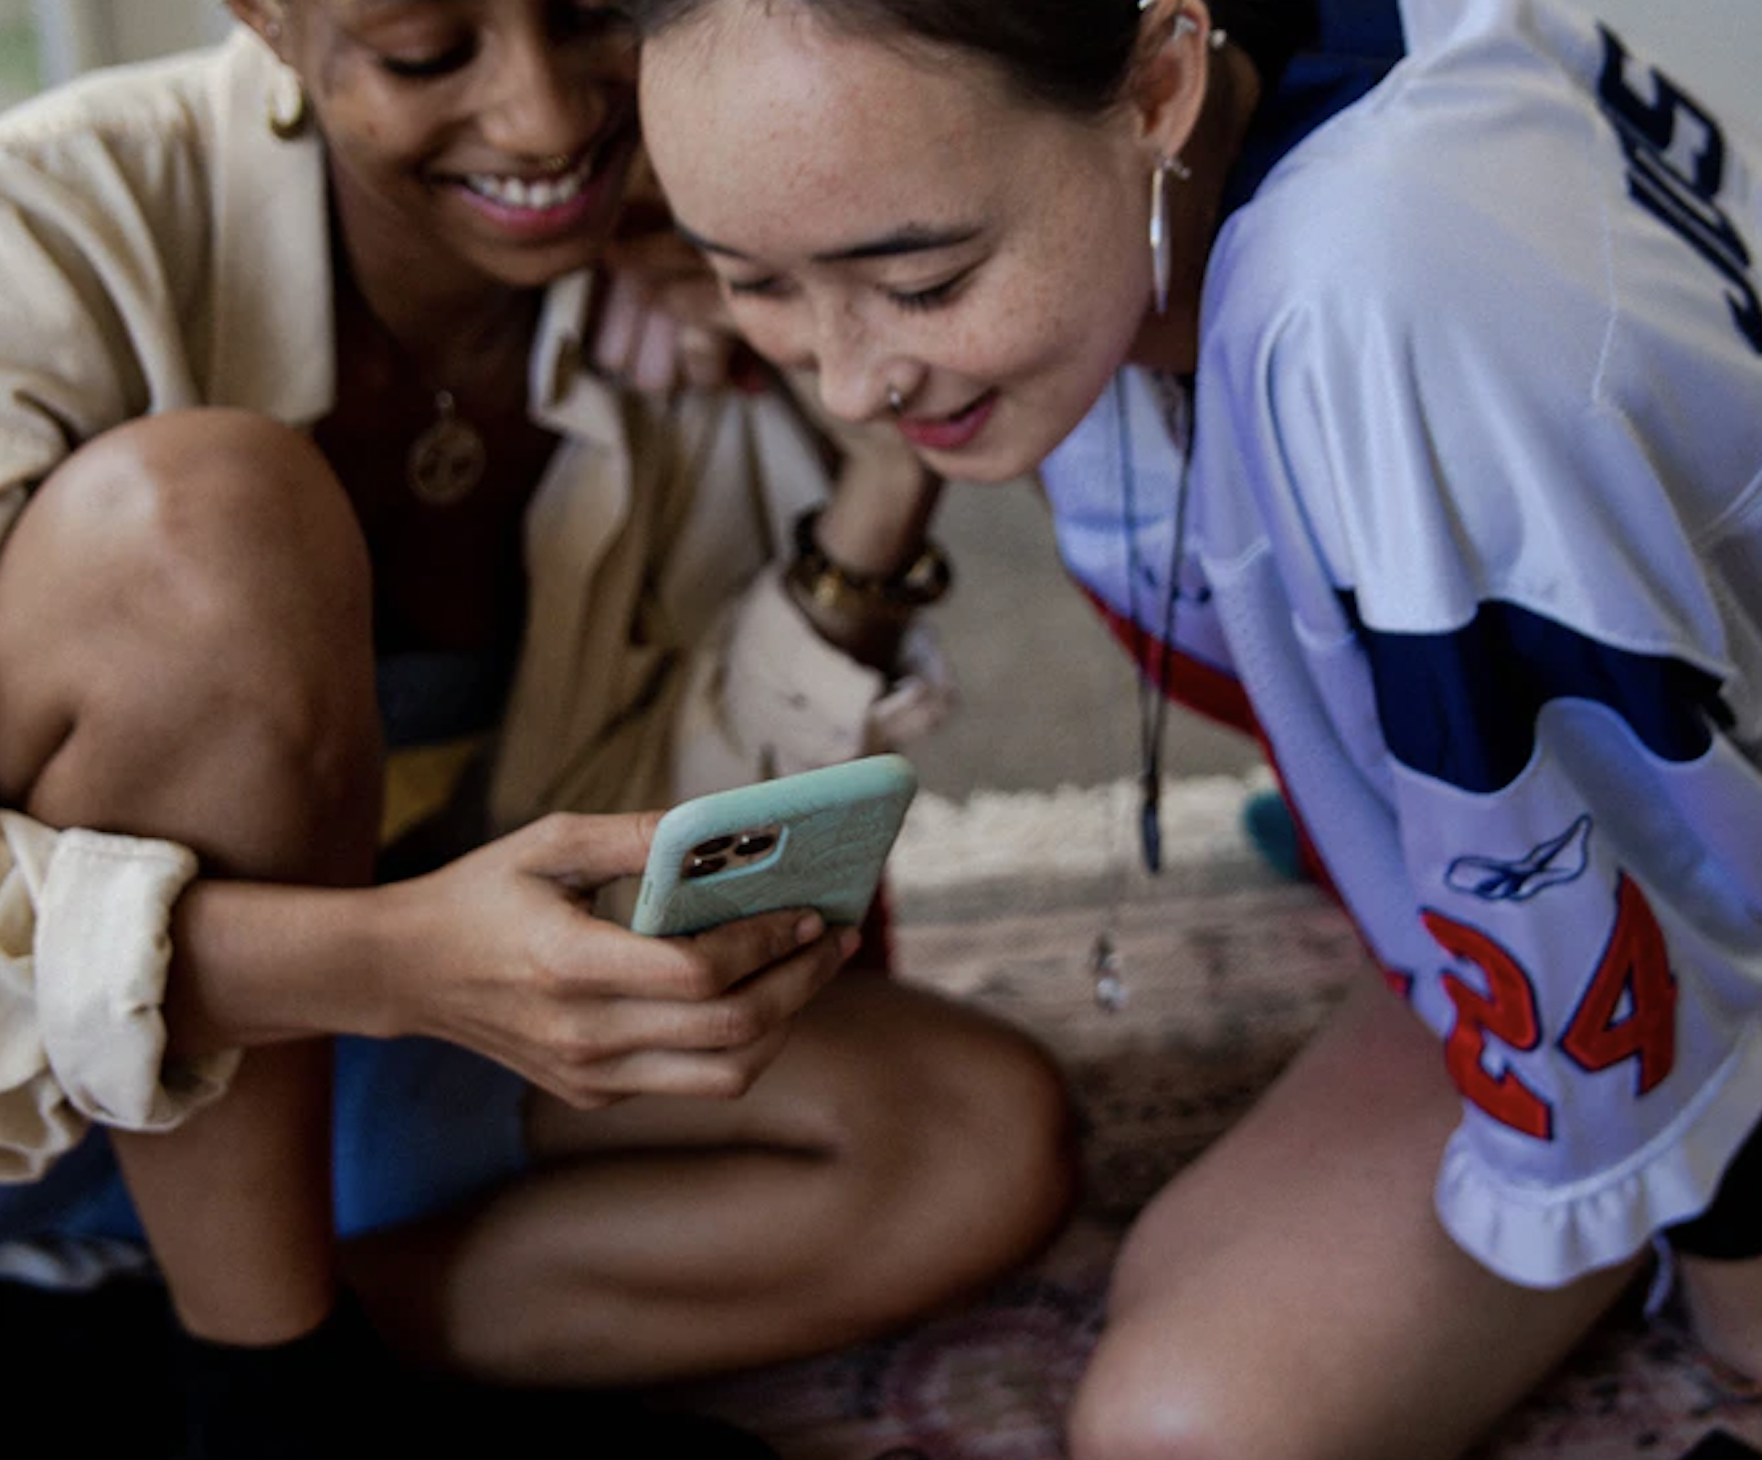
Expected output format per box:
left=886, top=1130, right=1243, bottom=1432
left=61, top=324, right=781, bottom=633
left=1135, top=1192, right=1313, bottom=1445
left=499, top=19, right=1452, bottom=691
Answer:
left=630, top=0, right=1762, bottom=1453
left=0, top=2, right=1076, bottom=1453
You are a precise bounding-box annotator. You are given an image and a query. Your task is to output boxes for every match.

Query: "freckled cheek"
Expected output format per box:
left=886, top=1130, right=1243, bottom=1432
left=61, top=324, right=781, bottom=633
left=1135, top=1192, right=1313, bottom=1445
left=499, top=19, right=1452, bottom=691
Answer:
left=726, top=305, right=808, bottom=370
left=969, top=283, right=1090, bottom=388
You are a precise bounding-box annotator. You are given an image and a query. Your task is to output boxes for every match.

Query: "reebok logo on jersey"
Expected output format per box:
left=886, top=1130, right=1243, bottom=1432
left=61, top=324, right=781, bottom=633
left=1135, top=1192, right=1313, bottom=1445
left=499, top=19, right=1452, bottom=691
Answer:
left=1446, top=815, right=1593, bottom=903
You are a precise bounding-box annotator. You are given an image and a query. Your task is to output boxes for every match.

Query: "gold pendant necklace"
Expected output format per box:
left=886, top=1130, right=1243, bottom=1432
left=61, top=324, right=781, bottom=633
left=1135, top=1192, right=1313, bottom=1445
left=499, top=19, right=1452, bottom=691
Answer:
left=407, top=390, right=487, bottom=507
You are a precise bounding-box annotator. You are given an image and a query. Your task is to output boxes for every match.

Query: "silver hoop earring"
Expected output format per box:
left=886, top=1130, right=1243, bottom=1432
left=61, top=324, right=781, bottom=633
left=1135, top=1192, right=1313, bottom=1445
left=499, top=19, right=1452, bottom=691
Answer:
left=886, top=385, right=907, bottom=416
left=1149, top=157, right=1180, bottom=316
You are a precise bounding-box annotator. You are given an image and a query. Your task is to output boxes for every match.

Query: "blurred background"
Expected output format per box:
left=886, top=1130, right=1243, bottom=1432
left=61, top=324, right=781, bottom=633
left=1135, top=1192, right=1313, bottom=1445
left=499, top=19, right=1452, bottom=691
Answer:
left=4, top=1, right=1754, bottom=123
left=0, top=1, right=1756, bottom=800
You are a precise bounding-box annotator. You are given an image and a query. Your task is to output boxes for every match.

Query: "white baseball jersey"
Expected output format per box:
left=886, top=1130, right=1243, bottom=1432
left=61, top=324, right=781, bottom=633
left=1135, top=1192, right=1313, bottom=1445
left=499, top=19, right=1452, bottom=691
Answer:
left=1043, top=0, right=1762, bottom=1287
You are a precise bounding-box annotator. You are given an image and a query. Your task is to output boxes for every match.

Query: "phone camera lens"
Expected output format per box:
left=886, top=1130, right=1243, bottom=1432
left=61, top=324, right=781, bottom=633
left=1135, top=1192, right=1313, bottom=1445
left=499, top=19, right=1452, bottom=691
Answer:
left=692, top=836, right=735, bottom=858
left=734, top=832, right=777, bottom=857
left=684, top=854, right=728, bottom=879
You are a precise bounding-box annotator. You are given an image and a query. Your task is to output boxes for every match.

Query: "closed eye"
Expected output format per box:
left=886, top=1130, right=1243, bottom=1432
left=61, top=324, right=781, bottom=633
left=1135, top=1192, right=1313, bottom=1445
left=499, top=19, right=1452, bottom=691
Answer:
left=888, top=267, right=974, bottom=312
left=380, top=41, right=476, bottom=79
left=724, top=275, right=791, bottom=300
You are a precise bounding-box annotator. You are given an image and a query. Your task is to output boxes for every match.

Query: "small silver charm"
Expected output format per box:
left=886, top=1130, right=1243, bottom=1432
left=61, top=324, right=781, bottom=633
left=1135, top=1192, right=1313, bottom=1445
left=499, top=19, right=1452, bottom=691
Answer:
left=1090, top=933, right=1129, bottom=1013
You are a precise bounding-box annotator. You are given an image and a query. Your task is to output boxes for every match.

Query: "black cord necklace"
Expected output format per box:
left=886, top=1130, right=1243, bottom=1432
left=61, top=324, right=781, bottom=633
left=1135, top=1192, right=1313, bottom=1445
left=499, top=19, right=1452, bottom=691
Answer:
left=1114, top=369, right=1194, bottom=876
left=1088, top=370, right=1195, bottom=1014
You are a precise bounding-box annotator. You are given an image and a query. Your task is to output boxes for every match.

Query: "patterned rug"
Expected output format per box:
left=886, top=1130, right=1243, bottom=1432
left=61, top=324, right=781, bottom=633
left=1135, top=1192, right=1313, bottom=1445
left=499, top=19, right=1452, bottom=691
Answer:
left=659, top=777, right=1762, bottom=1460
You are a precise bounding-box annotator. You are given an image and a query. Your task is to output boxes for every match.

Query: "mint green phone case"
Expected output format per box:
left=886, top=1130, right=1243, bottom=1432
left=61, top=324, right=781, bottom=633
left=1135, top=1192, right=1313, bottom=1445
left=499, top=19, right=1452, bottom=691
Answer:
left=630, top=754, right=919, bottom=937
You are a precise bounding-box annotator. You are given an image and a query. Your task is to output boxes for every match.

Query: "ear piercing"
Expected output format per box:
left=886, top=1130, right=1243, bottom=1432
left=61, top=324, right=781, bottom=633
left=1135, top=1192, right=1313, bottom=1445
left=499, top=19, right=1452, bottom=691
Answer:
left=887, top=385, right=907, bottom=416
left=1145, top=1, right=1229, bottom=52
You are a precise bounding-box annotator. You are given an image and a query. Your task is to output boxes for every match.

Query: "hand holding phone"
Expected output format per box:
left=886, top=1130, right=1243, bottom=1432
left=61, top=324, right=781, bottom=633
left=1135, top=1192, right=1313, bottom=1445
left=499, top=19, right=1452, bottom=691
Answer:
left=631, top=755, right=918, bottom=937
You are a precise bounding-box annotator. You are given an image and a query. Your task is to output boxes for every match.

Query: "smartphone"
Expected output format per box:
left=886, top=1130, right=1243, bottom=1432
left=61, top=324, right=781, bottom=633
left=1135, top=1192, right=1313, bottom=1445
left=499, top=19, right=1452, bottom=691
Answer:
left=630, top=754, right=919, bottom=937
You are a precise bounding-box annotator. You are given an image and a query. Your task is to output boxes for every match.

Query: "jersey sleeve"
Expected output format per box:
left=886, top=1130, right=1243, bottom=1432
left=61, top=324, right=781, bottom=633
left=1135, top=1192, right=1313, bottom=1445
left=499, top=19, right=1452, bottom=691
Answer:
left=1193, top=64, right=1762, bottom=1283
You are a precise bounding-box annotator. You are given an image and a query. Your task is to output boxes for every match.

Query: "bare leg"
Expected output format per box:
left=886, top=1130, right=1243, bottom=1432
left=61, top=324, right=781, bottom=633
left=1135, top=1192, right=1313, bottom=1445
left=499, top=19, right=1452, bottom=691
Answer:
left=346, top=970, right=1078, bottom=1384
left=0, top=409, right=382, bottom=1343
left=1678, top=1254, right=1762, bottom=1379
left=1066, top=978, right=1643, bottom=1460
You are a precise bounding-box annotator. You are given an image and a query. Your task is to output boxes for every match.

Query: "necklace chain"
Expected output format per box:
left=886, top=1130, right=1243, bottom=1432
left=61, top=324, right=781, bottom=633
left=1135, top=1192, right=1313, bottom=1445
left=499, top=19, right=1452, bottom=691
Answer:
left=1089, top=370, right=1194, bottom=1013
left=1115, top=369, right=1194, bottom=876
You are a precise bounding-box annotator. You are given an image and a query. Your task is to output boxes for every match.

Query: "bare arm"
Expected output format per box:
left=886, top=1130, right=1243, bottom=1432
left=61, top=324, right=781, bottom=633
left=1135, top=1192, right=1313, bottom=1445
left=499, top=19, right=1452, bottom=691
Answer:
left=165, top=811, right=856, bottom=1108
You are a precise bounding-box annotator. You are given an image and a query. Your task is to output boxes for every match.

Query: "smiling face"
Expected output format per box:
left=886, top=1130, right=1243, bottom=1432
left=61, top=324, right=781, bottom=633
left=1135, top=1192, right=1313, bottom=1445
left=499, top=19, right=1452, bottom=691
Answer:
left=240, top=0, right=641, bottom=291
left=639, top=2, right=1164, bottom=482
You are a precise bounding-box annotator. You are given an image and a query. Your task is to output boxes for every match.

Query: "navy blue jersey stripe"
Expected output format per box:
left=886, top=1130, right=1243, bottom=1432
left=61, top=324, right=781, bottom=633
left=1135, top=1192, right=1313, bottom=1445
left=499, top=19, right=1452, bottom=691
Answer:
left=1222, top=0, right=1407, bottom=223
left=1341, top=591, right=1733, bottom=792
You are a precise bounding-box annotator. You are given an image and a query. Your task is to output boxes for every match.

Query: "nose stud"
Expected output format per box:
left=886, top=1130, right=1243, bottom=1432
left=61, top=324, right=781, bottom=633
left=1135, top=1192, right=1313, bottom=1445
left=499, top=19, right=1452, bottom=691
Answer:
left=886, top=385, right=906, bottom=416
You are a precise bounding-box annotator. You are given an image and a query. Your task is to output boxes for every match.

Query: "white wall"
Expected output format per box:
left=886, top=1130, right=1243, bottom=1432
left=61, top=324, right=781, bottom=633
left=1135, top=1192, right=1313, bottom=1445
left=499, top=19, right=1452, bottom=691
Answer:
left=55, top=1, right=1762, bottom=125
left=29, top=1, right=1760, bottom=131
left=1586, top=0, right=1759, bottom=129
left=31, top=0, right=229, bottom=85
left=111, top=0, right=232, bottom=60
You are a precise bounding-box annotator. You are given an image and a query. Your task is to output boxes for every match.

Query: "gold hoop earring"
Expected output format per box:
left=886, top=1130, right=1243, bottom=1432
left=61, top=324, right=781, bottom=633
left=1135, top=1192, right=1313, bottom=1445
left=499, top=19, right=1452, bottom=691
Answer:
left=266, top=67, right=311, bottom=142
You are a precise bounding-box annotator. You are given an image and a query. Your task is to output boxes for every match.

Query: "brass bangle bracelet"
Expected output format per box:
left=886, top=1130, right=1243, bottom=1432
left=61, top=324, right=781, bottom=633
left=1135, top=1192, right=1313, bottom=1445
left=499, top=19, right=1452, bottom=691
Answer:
left=786, top=507, right=952, bottom=624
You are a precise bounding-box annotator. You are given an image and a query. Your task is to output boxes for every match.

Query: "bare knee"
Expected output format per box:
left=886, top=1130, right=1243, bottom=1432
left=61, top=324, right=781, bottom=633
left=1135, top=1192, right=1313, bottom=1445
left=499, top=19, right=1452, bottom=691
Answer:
left=735, top=979, right=1077, bottom=1335
left=1679, top=1251, right=1762, bottom=1380
left=840, top=981, right=1078, bottom=1277
left=1068, top=1325, right=1256, bottom=1460
left=928, top=1003, right=1080, bottom=1244
left=0, top=409, right=380, bottom=877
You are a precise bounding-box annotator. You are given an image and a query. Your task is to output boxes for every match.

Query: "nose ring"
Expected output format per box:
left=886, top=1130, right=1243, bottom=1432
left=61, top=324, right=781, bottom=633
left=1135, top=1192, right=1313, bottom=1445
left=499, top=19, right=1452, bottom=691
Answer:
left=886, top=385, right=906, bottom=416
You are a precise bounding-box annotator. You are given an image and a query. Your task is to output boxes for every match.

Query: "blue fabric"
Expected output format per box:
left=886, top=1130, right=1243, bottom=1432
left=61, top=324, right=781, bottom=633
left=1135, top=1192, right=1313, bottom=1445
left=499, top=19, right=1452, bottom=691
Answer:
left=376, top=647, right=515, bottom=751
left=1222, top=0, right=1406, bottom=224
left=0, top=1036, right=530, bottom=1244
left=1342, top=591, right=1734, bottom=795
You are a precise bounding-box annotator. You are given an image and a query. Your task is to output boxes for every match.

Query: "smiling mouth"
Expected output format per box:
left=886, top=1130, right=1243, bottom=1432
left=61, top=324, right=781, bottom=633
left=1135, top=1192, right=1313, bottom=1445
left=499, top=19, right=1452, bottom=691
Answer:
left=459, top=154, right=596, bottom=213
left=896, top=389, right=999, bottom=452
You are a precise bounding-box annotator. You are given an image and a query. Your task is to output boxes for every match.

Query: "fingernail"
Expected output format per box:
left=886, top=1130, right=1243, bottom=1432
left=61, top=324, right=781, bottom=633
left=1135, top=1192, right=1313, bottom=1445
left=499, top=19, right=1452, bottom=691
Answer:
left=796, top=912, right=826, bottom=944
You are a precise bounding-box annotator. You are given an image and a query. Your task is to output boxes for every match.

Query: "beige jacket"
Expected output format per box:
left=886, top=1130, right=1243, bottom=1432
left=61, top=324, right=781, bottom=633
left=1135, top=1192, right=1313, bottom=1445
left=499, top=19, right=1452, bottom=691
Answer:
left=0, top=34, right=948, bottom=1182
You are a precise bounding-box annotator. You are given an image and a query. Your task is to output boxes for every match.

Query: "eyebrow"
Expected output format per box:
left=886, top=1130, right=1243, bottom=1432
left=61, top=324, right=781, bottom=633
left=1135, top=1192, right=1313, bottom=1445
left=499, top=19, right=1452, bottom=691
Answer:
left=675, top=222, right=982, bottom=264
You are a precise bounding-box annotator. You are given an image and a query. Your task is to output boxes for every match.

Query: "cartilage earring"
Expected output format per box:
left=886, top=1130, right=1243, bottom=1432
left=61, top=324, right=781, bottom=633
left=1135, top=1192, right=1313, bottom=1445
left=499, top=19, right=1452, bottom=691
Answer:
left=1149, top=156, right=1181, bottom=315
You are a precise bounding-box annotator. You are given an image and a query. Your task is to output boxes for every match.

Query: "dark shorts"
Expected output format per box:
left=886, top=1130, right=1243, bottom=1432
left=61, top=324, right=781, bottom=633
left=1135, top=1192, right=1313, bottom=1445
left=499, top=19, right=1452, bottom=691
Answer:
left=0, top=1036, right=530, bottom=1246
left=1667, top=1113, right=1762, bottom=1261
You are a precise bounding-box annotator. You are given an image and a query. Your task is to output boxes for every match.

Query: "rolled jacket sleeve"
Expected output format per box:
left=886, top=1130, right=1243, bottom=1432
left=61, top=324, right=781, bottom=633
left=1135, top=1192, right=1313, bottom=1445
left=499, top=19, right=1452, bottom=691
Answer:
left=671, top=565, right=956, bottom=803
left=0, top=811, right=238, bottom=1183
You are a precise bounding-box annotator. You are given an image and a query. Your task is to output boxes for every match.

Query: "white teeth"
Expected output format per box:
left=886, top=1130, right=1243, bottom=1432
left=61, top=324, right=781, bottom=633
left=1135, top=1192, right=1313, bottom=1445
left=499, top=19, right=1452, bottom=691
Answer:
left=463, top=161, right=590, bottom=211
